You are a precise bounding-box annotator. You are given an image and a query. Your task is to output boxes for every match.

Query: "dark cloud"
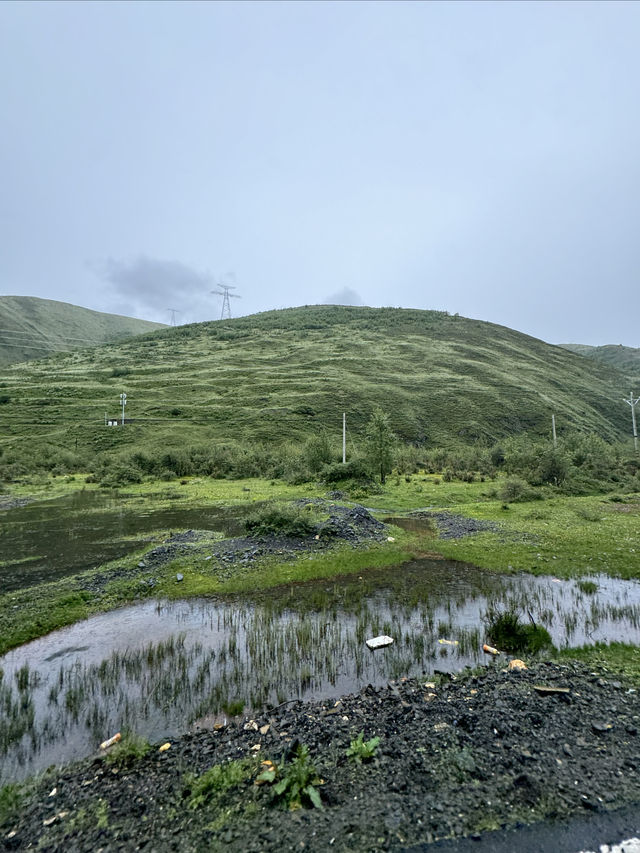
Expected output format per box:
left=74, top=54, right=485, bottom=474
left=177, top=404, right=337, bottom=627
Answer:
left=323, top=287, right=364, bottom=306
left=91, top=256, right=217, bottom=324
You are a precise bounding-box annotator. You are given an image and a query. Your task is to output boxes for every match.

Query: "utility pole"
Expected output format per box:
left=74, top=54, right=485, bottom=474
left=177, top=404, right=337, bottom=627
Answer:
left=342, top=412, right=346, bottom=464
left=120, top=392, right=127, bottom=427
left=552, top=414, right=557, bottom=449
left=167, top=308, right=181, bottom=326
left=624, top=391, right=640, bottom=452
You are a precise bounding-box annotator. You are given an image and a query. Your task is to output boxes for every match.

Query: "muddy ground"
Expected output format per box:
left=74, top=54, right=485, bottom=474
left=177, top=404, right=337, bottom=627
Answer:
left=2, top=661, right=639, bottom=852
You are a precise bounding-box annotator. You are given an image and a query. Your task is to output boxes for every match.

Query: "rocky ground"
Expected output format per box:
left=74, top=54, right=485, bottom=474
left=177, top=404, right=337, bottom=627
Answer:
left=3, top=661, right=639, bottom=852
left=79, top=502, right=389, bottom=593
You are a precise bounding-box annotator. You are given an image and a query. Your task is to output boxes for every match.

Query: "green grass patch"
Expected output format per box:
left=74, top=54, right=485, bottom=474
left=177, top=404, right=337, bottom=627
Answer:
left=185, top=758, right=258, bottom=810
left=421, top=495, right=640, bottom=579
left=556, top=642, right=640, bottom=684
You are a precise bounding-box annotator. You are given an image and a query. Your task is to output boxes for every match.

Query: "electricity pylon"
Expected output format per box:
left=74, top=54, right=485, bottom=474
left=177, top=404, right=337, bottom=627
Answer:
left=211, top=278, right=241, bottom=320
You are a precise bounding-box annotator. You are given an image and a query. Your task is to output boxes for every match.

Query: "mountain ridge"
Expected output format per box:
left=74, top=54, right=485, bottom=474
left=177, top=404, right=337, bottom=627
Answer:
left=0, top=306, right=632, bottom=468
left=0, top=295, right=165, bottom=365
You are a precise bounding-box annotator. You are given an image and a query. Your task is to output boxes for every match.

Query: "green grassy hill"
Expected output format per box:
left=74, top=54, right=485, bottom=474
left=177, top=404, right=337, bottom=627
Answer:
left=0, top=306, right=632, bottom=465
left=560, top=343, right=640, bottom=388
left=0, top=296, right=165, bottom=366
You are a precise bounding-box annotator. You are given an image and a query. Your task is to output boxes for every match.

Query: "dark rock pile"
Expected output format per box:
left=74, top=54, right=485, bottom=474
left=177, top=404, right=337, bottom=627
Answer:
left=3, top=662, right=639, bottom=852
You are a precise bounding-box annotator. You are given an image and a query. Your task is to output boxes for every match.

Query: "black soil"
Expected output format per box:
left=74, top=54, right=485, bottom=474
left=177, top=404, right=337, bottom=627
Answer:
left=3, top=661, right=639, bottom=852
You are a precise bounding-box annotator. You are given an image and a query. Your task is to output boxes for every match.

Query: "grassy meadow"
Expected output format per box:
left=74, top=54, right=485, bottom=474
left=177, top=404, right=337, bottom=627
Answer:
left=0, top=307, right=632, bottom=480
left=1, top=471, right=639, bottom=657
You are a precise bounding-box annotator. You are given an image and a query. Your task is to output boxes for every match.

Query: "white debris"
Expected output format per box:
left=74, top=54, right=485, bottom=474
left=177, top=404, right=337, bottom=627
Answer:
left=366, top=635, right=394, bottom=650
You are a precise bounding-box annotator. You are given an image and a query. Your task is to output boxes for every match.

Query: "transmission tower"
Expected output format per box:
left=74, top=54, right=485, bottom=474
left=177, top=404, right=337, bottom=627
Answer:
left=167, top=308, right=181, bottom=326
left=624, top=391, right=640, bottom=452
left=211, top=278, right=241, bottom=320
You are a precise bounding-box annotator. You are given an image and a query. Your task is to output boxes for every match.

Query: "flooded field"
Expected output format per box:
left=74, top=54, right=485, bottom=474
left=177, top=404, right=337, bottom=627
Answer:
left=2, top=559, right=640, bottom=782
left=0, top=490, right=243, bottom=591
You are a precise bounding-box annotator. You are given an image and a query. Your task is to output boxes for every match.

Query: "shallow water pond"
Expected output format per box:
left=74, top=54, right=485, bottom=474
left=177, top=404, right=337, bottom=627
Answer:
left=0, top=490, right=244, bottom=592
left=2, top=560, right=640, bottom=782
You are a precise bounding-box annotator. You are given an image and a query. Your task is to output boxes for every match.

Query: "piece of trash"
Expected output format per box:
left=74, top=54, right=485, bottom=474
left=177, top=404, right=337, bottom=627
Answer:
left=483, top=644, right=500, bottom=655
left=43, top=812, right=68, bottom=827
left=387, top=536, right=395, bottom=542
left=176, top=573, right=184, bottom=582
left=255, top=760, right=276, bottom=785
left=423, top=681, right=436, bottom=689
left=100, top=732, right=121, bottom=750
left=244, top=720, right=259, bottom=731
left=551, top=578, right=561, bottom=583
left=158, top=742, right=171, bottom=752
left=205, top=555, right=212, bottom=560
left=48, top=787, right=57, bottom=797
left=438, top=638, right=458, bottom=646
left=213, top=721, right=227, bottom=731
left=533, top=685, right=570, bottom=695
left=366, top=635, right=394, bottom=650
left=507, top=659, right=527, bottom=671
left=250, top=743, right=261, bottom=751
left=259, top=724, right=270, bottom=735
left=433, top=722, right=449, bottom=732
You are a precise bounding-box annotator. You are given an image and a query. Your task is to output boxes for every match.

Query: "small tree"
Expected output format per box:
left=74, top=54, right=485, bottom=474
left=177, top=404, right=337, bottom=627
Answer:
left=365, top=408, right=396, bottom=484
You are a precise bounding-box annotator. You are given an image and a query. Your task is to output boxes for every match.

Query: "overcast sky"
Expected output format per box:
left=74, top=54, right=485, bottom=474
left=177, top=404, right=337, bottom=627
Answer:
left=1, top=0, right=639, bottom=345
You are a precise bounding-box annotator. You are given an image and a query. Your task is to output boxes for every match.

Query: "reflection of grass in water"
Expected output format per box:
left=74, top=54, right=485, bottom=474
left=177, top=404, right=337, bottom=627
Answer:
left=5, top=570, right=640, bottom=780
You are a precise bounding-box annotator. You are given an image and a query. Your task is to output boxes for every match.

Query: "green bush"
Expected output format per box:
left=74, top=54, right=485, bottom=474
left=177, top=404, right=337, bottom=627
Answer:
left=243, top=501, right=316, bottom=538
left=498, top=477, right=540, bottom=503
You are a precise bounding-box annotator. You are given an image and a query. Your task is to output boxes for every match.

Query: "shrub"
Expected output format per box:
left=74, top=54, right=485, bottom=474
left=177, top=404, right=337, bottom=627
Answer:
left=321, top=458, right=372, bottom=485
left=498, top=477, right=539, bottom=503
left=243, top=502, right=316, bottom=538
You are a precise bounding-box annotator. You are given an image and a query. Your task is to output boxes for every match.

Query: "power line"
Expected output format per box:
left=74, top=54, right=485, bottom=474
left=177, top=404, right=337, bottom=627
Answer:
left=0, top=341, right=75, bottom=352
left=0, top=328, right=101, bottom=343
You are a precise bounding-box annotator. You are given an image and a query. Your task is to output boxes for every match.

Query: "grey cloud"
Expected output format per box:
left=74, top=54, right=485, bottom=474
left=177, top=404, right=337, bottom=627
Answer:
left=323, top=287, right=364, bottom=306
left=91, top=256, right=216, bottom=324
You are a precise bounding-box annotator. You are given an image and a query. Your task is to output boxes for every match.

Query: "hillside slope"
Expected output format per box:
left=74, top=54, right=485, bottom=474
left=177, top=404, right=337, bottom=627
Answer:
left=0, top=306, right=632, bottom=462
left=560, top=343, right=640, bottom=388
left=0, top=296, right=165, bottom=365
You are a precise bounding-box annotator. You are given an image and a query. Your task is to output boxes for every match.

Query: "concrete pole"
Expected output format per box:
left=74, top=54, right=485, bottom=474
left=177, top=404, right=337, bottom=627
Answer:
left=552, top=414, right=557, bottom=449
left=624, top=392, right=639, bottom=452
left=120, top=392, right=127, bottom=427
left=342, top=412, right=346, bottom=464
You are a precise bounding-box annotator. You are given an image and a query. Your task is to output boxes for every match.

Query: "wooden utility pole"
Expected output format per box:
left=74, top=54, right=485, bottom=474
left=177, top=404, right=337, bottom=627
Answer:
left=624, top=391, right=640, bottom=452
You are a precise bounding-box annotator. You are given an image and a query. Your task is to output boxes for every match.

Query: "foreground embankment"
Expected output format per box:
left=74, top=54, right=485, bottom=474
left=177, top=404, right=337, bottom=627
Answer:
left=2, top=660, right=639, bottom=852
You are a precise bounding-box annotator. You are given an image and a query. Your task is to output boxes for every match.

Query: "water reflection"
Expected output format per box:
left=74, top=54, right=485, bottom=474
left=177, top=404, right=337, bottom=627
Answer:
left=0, top=490, right=243, bottom=591
left=2, top=560, right=640, bottom=782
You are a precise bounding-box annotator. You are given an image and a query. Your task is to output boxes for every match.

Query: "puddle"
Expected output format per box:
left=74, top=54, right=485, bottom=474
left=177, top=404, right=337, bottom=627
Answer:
left=0, top=490, right=245, bottom=592
left=2, top=560, right=640, bottom=782
left=383, top=516, right=435, bottom=534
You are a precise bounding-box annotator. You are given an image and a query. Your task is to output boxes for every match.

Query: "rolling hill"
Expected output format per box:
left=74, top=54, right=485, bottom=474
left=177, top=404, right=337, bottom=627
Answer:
left=560, top=343, right=640, bottom=388
left=0, top=306, right=633, bottom=466
left=0, top=296, right=165, bottom=366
